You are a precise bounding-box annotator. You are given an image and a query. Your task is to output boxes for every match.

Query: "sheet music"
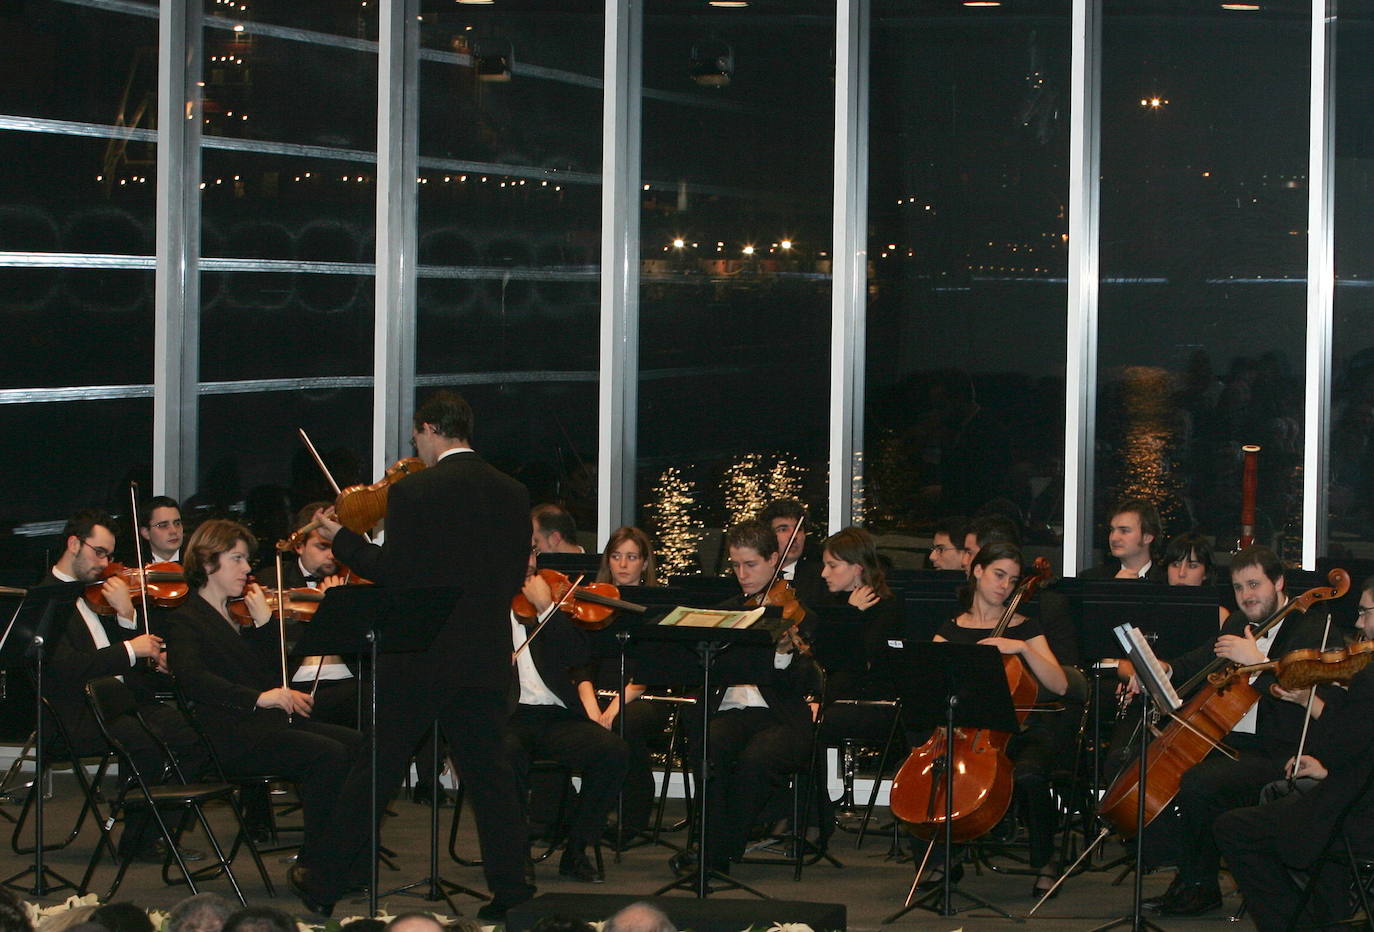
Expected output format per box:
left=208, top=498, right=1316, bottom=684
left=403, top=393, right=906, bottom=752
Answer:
left=1114, top=623, right=1183, bottom=713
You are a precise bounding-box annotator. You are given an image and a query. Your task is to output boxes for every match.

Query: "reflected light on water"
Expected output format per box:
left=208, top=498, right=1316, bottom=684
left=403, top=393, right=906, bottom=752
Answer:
left=1115, top=365, right=1186, bottom=529
left=647, top=466, right=703, bottom=578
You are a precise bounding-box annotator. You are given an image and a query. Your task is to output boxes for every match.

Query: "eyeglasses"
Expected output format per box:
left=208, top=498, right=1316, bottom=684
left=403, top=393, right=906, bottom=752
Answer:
left=1357, top=605, right=1374, bottom=618
left=931, top=544, right=964, bottom=555
left=80, top=539, right=113, bottom=561
left=149, top=519, right=183, bottom=531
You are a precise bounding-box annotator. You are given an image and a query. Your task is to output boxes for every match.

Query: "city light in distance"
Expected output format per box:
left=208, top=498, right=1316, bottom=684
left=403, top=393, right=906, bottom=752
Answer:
left=1220, top=2, right=1260, bottom=9
left=742, top=245, right=755, bottom=255
left=1140, top=96, right=1169, bottom=109
left=963, top=1, right=1002, bottom=6
left=780, top=240, right=792, bottom=250
left=708, top=1, right=750, bottom=7
left=672, top=238, right=685, bottom=248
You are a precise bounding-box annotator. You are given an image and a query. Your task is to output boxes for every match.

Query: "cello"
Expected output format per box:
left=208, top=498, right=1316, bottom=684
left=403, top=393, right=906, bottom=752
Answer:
left=888, top=556, right=1053, bottom=841
left=1097, top=567, right=1349, bottom=839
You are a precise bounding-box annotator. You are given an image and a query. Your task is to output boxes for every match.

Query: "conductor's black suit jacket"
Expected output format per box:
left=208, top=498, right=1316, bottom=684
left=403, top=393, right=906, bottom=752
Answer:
left=329, top=450, right=530, bottom=690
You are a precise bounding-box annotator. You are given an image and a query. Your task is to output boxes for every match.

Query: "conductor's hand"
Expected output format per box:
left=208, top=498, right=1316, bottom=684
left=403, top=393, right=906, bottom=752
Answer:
left=256, top=687, right=314, bottom=717
left=521, top=572, right=555, bottom=614
left=848, top=585, right=880, bottom=611
left=241, top=582, right=272, bottom=626
left=127, top=633, right=164, bottom=660
left=312, top=508, right=342, bottom=542
left=1215, top=626, right=1265, bottom=665
left=1285, top=754, right=1327, bottom=781
left=103, top=576, right=135, bottom=621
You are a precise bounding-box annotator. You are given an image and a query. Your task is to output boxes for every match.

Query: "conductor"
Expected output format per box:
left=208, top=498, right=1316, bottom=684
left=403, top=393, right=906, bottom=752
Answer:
left=289, top=391, right=535, bottom=921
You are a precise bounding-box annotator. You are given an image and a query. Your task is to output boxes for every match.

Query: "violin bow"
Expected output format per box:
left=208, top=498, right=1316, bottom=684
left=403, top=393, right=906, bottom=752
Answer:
left=297, top=428, right=374, bottom=543
left=752, top=509, right=807, bottom=602
left=1288, top=615, right=1334, bottom=783
left=128, top=482, right=153, bottom=639
left=273, top=550, right=293, bottom=724
left=512, top=575, right=585, bottom=661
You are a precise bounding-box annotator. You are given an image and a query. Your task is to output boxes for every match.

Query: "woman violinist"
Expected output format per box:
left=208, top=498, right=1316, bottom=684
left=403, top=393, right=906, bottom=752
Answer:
left=933, top=542, right=1068, bottom=896
left=588, top=527, right=667, bottom=845
left=163, top=519, right=363, bottom=871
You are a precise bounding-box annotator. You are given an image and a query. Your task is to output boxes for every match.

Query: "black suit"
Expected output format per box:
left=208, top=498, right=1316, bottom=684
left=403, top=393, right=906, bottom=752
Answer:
left=313, top=450, right=534, bottom=906
left=1164, top=605, right=1337, bottom=891
left=257, top=559, right=359, bottom=729
left=163, top=593, right=362, bottom=868
left=1077, top=561, right=1167, bottom=583
left=684, top=593, right=822, bottom=871
left=1216, top=665, right=1374, bottom=930
left=508, top=611, right=628, bottom=851
left=42, top=571, right=206, bottom=855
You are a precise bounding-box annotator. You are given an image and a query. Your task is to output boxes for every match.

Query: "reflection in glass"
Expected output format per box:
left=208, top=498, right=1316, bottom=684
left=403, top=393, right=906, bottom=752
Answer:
left=1097, top=2, right=1308, bottom=563
left=636, top=2, right=835, bottom=546
left=863, top=2, right=1070, bottom=564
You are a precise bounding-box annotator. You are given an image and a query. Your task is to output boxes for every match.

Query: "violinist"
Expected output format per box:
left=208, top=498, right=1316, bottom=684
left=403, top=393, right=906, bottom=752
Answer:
left=590, top=526, right=667, bottom=843
left=138, top=496, right=184, bottom=563
left=759, top=498, right=825, bottom=609
left=670, top=520, right=822, bottom=878
left=507, top=555, right=630, bottom=882
left=532, top=503, right=585, bottom=555
left=303, top=390, right=535, bottom=922
left=258, top=503, right=358, bottom=729
left=1131, top=545, right=1339, bottom=917
left=934, top=542, right=1068, bottom=897
left=44, top=507, right=208, bottom=864
left=1215, top=576, right=1374, bottom=931
left=163, top=520, right=362, bottom=882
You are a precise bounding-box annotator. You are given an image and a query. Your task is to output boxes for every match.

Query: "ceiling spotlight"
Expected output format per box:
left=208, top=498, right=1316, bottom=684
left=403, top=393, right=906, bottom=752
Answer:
left=690, top=40, right=734, bottom=88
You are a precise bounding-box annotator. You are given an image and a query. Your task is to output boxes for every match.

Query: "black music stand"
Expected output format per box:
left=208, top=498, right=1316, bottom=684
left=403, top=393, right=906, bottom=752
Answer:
left=883, top=641, right=1019, bottom=924
left=296, top=586, right=462, bottom=918
left=0, top=582, right=85, bottom=896
left=637, top=619, right=779, bottom=900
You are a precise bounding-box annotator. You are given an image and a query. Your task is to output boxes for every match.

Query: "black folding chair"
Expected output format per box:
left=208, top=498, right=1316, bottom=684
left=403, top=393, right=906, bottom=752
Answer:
left=78, top=677, right=273, bottom=904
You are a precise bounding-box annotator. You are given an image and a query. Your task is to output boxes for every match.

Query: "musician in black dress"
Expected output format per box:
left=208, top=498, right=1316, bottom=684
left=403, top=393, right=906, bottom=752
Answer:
left=163, top=519, right=362, bottom=875
left=934, top=542, right=1068, bottom=896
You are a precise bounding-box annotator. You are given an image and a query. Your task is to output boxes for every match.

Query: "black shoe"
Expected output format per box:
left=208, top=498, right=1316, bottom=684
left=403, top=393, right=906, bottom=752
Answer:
left=475, top=887, right=535, bottom=923
left=1160, top=882, right=1222, bottom=916
left=668, top=849, right=698, bottom=877
left=558, top=846, right=602, bottom=883
left=287, top=864, right=335, bottom=919
left=917, top=862, right=964, bottom=889
left=1141, top=874, right=1184, bottom=912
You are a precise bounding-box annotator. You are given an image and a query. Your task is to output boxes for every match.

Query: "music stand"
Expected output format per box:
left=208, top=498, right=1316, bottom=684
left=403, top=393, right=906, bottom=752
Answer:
left=883, top=641, right=1019, bottom=923
left=636, top=620, right=779, bottom=900
left=0, top=582, right=84, bottom=896
left=296, top=586, right=462, bottom=918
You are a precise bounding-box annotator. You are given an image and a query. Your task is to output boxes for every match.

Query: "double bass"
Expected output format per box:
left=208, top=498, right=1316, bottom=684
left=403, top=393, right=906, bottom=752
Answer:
left=888, top=556, right=1053, bottom=841
left=1097, top=567, right=1350, bottom=839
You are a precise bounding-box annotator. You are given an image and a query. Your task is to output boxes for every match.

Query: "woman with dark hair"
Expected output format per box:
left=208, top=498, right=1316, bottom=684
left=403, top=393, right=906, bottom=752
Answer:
left=1164, top=531, right=1229, bottom=628
left=933, top=542, right=1068, bottom=896
left=816, top=526, right=904, bottom=701
left=164, top=519, right=362, bottom=879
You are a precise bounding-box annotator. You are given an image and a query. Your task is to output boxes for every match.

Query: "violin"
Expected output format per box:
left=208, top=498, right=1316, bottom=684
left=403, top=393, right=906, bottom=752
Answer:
left=511, top=568, right=646, bottom=630
left=745, top=578, right=810, bottom=650
left=227, top=578, right=326, bottom=626
left=1215, top=637, right=1374, bottom=692
left=333, top=457, right=426, bottom=535
left=84, top=561, right=189, bottom=615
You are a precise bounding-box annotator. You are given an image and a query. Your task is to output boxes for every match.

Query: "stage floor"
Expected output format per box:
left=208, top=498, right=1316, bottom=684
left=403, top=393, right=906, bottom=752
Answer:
left=1, top=775, right=1256, bottom=931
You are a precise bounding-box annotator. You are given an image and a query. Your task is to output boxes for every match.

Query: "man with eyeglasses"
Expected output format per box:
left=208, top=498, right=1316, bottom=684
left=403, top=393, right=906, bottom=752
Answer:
left=43, top=507, right=208, bottom=864
left=928, top=517, right=966, bottom=571
left=138, top=496, right=184, bottom=564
